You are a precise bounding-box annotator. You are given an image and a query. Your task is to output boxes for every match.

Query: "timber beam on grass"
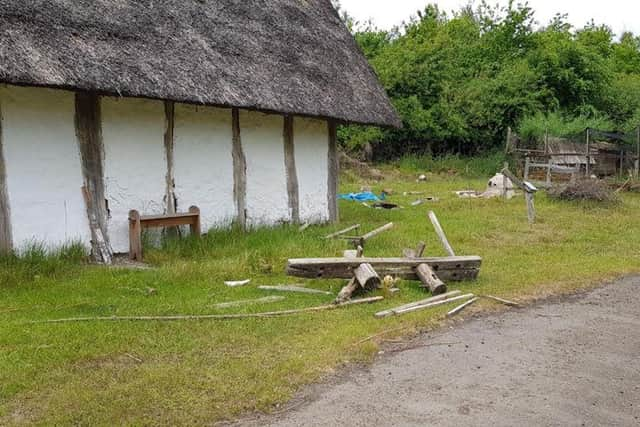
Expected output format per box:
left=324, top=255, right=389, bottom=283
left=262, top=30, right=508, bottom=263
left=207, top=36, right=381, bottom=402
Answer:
left=287, top=256, right=482, bottom=282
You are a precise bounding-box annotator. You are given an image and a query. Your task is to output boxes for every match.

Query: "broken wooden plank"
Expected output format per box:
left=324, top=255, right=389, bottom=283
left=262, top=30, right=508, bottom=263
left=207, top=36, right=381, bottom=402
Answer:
left=446, top=297, right=479, bottom=317
left=481, top=295, right=521, bottom=307
left=287, top=256, right=482, bottom=282
left=37, top=296, right=384, bottom=323
left=361, top=222, right=394, bottom=241
left=428, top=211, right=456, bottom=256
left=374, top=290, right=462, bottom=318
left=258, top=285, right=332, bottom=295
left=386, top=294, right=475, bottom=317
left=325, top=224, right=360, bottom=239
left=402, top=242, right=426, bottom=259
left=415, top=263, right=447, bottom=295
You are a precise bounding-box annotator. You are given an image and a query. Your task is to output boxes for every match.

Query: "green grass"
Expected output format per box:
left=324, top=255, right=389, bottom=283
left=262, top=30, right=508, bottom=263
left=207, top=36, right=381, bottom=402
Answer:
left=1, top=172, right=640, bottom=426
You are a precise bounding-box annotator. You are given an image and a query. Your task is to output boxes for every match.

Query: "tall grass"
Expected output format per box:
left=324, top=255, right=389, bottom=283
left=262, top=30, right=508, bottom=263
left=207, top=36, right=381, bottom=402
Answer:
left=394, top=151, right=508, bottom=178
left=518, top=111, right=615, bottom=141
left=0, top=241, right=87, bottom=287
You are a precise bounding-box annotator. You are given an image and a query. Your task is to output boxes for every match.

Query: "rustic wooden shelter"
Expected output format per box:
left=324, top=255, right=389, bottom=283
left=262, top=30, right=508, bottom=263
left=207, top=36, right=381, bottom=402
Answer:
left=0, top=0, right=400, bottom=255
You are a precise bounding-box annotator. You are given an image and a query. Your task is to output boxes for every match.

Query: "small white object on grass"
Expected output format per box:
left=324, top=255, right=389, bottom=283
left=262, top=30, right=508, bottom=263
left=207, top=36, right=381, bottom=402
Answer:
left=225, top=279, right=251, bottom=287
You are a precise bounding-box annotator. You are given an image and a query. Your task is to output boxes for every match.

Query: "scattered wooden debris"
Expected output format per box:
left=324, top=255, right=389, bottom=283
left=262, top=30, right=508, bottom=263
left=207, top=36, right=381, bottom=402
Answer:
left=258, top=285, right=332, bottom=295
left=402, top=241, right=426, bottom=259
left=298, top=222, right=310, bottom=232
left=338, top=222, right=394, bottom=247
left=214, top=296, right=285, bottom=309
left=325, top=224, right=360, bottom=239
left=403, top=191, right=425, bottom=196
left=375, top=291, right=471, bottom=318
left=335, top=246, right=374, bottom=304
left=225, top=279, right=251, bottom=287
left=428, top=211, right=456, bottom=257
left=481, top=295, right=521, bottom=307
left=37, top=296, right=384, bottom=323
left=446, top=297, right=479, bottom=317
left=288, top=256, right=482, bottom=282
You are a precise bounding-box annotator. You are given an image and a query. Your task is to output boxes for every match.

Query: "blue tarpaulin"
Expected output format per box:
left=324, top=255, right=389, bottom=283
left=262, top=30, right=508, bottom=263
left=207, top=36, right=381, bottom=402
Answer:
left=338, top=191, right=386, bottom=202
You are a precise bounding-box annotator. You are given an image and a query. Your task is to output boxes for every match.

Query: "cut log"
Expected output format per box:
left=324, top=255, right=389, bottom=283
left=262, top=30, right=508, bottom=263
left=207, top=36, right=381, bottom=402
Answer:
left=379, top=294, right=475, bottom=317
left=335, top=245, right=366, bottom=304
left=415, top=263, right=447, bottom=295
left=353, top=263, right=381, bottom=291
left=374, top=290, right=462, bottom=318
left=428, top=211, right=455, bottom=256
left=287, top=256, right=482, bottom=282
left=446, top=297, right=479, bottom=317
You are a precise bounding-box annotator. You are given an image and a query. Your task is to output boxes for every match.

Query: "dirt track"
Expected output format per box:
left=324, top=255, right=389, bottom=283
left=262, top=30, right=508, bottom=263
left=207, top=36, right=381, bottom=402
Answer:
left=240, top=276, right=640, bottom=426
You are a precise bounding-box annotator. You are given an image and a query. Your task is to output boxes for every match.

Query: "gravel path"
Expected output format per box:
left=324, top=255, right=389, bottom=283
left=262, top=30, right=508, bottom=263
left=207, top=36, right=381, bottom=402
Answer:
left=240, top=276, right=640, bottom=427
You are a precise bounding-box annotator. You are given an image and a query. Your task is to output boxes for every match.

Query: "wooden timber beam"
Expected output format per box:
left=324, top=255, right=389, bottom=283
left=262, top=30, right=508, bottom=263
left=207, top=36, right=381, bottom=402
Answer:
left=232, top=108, right=247, bottom=230
left=0, top=100, right=11, bottom=253
left=163, top=101, right=176, bottom=215
left=327, top=120, right=339, bottom=223
left=283, top=115, right=300, bottom=223
left=287, top=256, right=482, bottom=282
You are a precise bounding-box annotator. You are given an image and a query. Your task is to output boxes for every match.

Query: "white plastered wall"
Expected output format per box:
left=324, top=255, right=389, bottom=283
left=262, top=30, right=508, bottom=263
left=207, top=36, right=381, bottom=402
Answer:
left=102, top=97, right=166, bottom=253
left=173, top=104, right=235, bottom=231
left=241, top=110, right=289, bottom=226
left=294, top=117, right=330, bottom=223
left=0, top=85, right=90, bottom=250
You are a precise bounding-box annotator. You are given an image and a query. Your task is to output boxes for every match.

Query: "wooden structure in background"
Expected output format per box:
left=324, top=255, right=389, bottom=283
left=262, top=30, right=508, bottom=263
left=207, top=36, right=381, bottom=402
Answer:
left=129, top=206, right=201, bottom=261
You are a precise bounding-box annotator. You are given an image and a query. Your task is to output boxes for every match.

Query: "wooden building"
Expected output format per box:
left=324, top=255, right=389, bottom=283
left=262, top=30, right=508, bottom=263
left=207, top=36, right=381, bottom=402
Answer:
left=0, top=0, right=400, bottom=255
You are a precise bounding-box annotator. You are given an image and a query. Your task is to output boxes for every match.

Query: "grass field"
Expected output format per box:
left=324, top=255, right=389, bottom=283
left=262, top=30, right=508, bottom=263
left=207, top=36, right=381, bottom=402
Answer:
left=1, top=168, right=639, bottom=425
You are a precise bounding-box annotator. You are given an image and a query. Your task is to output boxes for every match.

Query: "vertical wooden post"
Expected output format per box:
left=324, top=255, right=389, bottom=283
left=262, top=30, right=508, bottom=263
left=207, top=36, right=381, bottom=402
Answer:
left=283, top=116, right=300, bottom=224
left=327, top=120, right=339, bottom=223
left=75, top=92, right=112, bottom=262
left=0, top=101, right=12, bottom=253
left=189, top=206, right=201, bottom=237
left=585, top=128, right=591, bottom=177
left=128, top=210, right=142, bottom=261
left=546, top=158, right=552, bottom=187
left=505, top=126, right=512, bottom=154
left=164, top=101, right=176, bottom=215
left=524, top=156, right=530, bottom=181
left=525, top=192, right=535, bottom=224
left=232, top=109, right=247, bottom=230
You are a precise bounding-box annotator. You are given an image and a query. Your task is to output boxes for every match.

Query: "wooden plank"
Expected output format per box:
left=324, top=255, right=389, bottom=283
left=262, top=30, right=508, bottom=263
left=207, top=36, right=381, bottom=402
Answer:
left=447, top=297, right=479, bottom=317
left=287, top=256, right=482, bottom=282
left=140, top=217, right=198, bottom=228
left=375, top=290, right=462, bottom=318
left=361, top=222, right=394, bottom=241
left=325, top=224, right=360, bottom=239
left=283, top=116, right=300, bottom=224
left=232, top=108, right=247, bottom=230
left=0, top=100, right=12, bottom=253
left=140, top=212, right=199, bottom=221
left=327, top=120, right=339, bottom=223
left=75, top=92, right=112, bottom=262
left=428, top=211, right=456, bottom=257
left=391, top=294, right=475, bottom=316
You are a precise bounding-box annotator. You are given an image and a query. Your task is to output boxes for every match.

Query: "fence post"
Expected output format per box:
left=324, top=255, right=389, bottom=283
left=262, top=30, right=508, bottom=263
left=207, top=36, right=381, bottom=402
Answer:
left=585, top=128, right=591, bottom=177
left=636, top=126, right=639, bottom=179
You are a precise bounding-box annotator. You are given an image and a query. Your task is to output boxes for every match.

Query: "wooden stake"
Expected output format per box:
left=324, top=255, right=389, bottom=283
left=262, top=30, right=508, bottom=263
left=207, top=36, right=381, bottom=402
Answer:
left=428, top=211, right=456, bottom=257
left=128, top=210, right=142, bottom=261
left=36, top=296, right=384, bottom=323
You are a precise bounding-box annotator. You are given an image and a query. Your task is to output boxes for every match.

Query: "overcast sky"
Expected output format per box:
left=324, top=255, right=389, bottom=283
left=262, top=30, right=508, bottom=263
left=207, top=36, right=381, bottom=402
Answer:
left=339, top=0, right=640, bottom=36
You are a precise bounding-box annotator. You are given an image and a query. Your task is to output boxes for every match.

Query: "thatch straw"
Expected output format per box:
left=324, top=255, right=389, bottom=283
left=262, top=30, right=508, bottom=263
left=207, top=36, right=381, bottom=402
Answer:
left=0, top=0, right=401, bottom=128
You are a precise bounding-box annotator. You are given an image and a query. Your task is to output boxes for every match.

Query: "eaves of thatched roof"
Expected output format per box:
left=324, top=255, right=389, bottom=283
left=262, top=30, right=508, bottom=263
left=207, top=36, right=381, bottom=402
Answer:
left=0, top=0, right=401, bottom=128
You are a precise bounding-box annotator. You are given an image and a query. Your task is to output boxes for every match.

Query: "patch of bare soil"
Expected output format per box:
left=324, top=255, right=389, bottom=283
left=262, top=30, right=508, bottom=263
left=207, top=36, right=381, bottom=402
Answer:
left=234, top=276, right=640, bottom=426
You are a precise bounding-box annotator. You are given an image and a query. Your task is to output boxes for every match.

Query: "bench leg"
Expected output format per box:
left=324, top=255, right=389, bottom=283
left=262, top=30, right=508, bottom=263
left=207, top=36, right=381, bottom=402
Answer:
left=129, top=210, right=143, bottom=261
left=189, top=206, right=201, bottom=237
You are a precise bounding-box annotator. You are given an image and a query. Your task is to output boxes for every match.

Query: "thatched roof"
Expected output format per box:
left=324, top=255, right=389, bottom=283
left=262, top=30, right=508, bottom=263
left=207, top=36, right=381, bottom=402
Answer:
left=0, top=0, right=401, bottom=127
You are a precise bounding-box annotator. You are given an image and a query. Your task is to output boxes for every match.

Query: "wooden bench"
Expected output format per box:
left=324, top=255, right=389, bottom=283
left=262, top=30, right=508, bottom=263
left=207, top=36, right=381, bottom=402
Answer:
left=129, top=206, right=201, bottom=261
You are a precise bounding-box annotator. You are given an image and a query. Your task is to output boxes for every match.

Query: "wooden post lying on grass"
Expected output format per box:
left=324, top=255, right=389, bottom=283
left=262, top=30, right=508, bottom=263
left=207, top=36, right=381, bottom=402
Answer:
left=374, top=290, right=462, bottom=318
left=447, top=297, right=479, bottom=317
left=325, top=224, right=360, bottom=239
left=428, top=211, right=455, bottom=256
left=340, top=222, right=394, bottom=248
